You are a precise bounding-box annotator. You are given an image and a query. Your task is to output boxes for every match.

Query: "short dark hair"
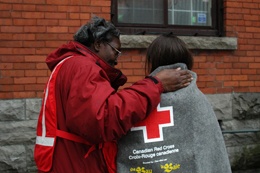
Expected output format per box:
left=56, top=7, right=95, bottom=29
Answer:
left=146, top=33, right=193, bottom=73
left=73, top=16, right=120, bottom=47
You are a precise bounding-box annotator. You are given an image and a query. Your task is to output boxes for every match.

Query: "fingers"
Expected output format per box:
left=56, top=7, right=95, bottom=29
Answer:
left=178, top=69, right=191, bottom=76
left=182, top=81, right=191, bottom=87
left=184, top=73, right=193, bottom=84
left=176, top=70, right=193, bottom=88
left=155, top=68, right=193, bottom=93
left=174, top=69, right=193, bottom=81
left=175, top=67, right=181, bottom=71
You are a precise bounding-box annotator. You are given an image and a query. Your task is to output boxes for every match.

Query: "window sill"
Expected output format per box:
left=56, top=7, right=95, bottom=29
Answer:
left=120, top=35, right=237, bottom=50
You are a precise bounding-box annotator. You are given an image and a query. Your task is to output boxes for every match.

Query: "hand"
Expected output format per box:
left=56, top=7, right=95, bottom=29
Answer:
left=155, top=68, right=193, bottom=92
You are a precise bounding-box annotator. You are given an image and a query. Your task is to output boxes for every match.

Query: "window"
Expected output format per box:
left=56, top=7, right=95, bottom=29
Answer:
left=111, top=0, right=223, bottom=36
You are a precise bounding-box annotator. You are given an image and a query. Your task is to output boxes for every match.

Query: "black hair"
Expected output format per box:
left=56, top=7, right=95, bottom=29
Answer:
left=73, top=16, right=120, bottom=47
left=146, top=33, right=193, bottom=73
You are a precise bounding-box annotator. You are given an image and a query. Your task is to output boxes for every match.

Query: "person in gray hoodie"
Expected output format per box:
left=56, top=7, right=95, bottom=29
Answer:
left=117, top=33, right=232, bottom=173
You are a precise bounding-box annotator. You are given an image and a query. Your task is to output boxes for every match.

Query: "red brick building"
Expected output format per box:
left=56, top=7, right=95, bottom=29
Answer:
left=0, top=0, right=259, bottom=98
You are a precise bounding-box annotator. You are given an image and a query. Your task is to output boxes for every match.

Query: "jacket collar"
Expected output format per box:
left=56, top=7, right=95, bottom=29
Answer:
left=72, top=41, right=127, bottom=89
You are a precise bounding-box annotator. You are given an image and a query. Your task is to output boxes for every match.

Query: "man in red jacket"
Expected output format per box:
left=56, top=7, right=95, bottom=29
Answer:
left=34, top=16, right=192, bottom=173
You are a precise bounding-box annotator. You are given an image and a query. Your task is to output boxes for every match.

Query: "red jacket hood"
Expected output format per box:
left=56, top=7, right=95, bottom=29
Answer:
left=46, top=41, right=89, bottom=71
left=46, top=41, right=127, bottom=90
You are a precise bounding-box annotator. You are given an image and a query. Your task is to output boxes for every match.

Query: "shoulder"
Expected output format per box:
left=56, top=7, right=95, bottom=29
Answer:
left=63, top=55, right=100, bottom=71
left=57, top=54, right=103, bottom=82
left=68, top=55, right=96, bottom=65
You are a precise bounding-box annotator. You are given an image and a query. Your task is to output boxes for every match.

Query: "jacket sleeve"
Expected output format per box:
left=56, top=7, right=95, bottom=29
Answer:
left=63, top=63, right=163, bottom=144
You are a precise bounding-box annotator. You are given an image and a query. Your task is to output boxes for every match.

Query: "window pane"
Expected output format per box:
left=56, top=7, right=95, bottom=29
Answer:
left=168, top=0, right=212, bottom=26
left=118, top=0, right=164, bottom=24
left=113, top=0, right=222, bottom=36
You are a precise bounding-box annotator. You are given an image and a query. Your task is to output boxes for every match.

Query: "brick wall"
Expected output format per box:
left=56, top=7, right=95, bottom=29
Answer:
left=217, top=0, right=260, bottom=94
left=0, top=0, right=260, bottom=99
left=0, top=0, right=111, bottom=99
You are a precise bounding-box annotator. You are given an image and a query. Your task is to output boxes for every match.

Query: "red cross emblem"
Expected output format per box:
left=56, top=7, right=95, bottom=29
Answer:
left=131, top=104, right=174, bottom=143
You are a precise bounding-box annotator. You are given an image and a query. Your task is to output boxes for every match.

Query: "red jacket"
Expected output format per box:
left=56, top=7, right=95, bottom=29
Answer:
left=35, top=41, right=163, bottom=173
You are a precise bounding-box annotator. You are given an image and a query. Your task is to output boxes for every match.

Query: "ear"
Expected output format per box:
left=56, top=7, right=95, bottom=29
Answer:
left=93, top=41, right=101, bottom=52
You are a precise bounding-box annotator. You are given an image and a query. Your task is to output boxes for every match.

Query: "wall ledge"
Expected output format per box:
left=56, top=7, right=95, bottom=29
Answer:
left=120, top=35, right=237, bottom=50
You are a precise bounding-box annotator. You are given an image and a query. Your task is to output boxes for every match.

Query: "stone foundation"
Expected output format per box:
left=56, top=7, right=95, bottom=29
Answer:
left=0, top=93, right=259, bottom=172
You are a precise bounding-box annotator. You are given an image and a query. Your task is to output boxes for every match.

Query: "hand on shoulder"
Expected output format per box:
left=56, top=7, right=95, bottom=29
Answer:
left=155, top=68, right=193, bottom=92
